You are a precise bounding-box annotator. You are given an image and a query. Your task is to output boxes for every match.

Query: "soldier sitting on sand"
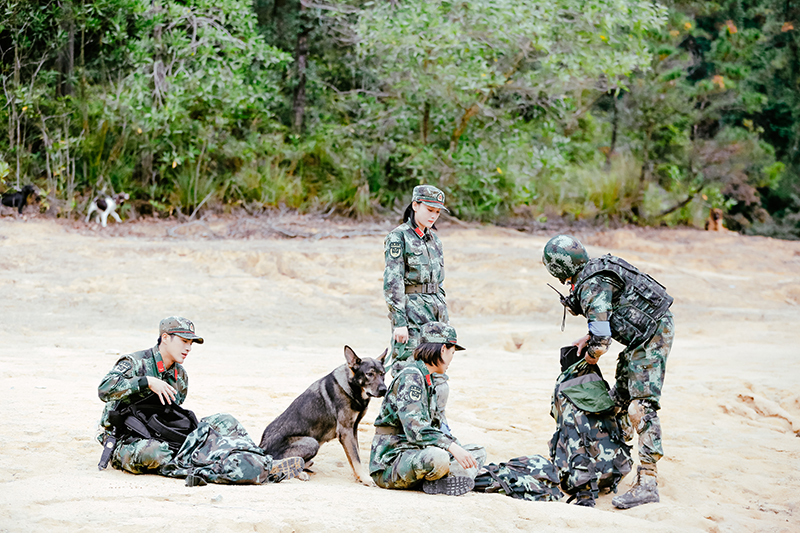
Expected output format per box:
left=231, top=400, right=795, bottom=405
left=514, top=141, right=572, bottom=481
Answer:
left=369, top=322, right=485, bottom=495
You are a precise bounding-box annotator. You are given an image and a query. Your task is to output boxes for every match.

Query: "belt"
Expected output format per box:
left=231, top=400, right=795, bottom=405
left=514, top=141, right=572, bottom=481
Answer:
left=405, top=283, right=439, bottom=295
left=374, top=426, right=402, bottom=435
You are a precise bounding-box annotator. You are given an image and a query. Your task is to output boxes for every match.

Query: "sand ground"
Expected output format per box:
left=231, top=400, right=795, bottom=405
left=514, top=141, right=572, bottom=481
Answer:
left=0, top=214, right=798, bottom=532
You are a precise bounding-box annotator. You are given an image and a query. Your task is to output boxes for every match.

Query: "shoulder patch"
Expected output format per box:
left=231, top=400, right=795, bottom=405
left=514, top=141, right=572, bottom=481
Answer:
left=113, top=360, right=132, bottom=374
left=409, top=385, right=422, bottom=402
left=389, top=242, right=402, bottom=258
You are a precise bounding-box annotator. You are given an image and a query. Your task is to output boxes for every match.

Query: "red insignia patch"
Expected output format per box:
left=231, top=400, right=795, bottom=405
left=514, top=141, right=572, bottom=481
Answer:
left=425, top=374, right=432, bottom=387
left=157, top=361, right=165, bottom=373
left=414, top=226, right=424, bottom=238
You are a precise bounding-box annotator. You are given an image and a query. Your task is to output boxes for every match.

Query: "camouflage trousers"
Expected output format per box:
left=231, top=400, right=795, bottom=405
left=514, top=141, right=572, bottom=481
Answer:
left=613, top=312, right=674, bottom=466
left=389, top=293, right=448, bottom=366
left=112, top=437, right=173, bottom=474
left=372, top=443, right=486, bottom=490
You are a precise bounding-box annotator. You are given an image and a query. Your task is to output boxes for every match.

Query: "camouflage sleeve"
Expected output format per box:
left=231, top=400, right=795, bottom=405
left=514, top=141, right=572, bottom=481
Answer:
left=396, top=373, right=454, bottom=450
left=384, top=231, right=408, bottom=327
left=577, top=276, right=614, bottom=357
left=176, top=370, right=188, bottom=405
left=97, top=356, right=147, bottom=402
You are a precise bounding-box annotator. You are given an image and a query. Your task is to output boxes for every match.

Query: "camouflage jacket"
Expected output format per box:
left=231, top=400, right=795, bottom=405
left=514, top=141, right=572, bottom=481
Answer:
left=370, top=360, right=454, bottom=474
left=97, top=346, right=188, bottom=441
left=383, top=220, right=445, bottom=328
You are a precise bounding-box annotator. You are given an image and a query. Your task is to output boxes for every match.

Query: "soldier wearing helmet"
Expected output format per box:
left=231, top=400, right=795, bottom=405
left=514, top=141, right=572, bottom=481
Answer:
left=543, top=235, right=675, bottom=509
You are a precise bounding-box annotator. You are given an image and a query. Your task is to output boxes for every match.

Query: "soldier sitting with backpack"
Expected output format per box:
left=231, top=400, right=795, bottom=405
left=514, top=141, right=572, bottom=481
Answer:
left=542, top=235, right=674, bottom=509
left=97, top=316, right=305, bottom=484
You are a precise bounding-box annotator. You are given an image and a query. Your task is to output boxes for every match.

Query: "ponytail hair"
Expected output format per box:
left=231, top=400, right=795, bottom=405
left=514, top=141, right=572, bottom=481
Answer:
left=402, top=203, right=414, bottom=224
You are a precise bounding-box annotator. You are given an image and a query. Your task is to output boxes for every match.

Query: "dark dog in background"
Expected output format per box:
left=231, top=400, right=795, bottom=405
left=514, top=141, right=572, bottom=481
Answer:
left=1, top=184, right=37, bottom=214
left=260, top=346, right=387, bottom=485
left=86, top=192, right=129, bottom=227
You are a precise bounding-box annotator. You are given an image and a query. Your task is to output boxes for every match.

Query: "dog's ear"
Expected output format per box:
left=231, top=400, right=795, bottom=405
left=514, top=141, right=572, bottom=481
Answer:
left=344, top=345, right=361, bottom=368
left=377, top=348, right=388, bottom=365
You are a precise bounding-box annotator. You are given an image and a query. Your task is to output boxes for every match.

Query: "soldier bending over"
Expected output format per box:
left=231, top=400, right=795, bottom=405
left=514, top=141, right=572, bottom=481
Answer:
left=543, top=235, right=674, bottom=509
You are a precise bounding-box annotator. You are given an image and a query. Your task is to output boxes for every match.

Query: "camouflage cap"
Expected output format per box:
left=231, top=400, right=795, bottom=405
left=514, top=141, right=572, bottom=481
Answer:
left=159, top=316, right=204, bottom=344
left=420, top=321, right=465, bottom=350
left=412, top=185, right=450, bottom=213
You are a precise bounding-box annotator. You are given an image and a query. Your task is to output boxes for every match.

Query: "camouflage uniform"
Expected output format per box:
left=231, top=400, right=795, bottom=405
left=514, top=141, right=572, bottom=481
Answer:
left=384, top=185, right=450, bottom=367
left=97, top=345, right=187, bottom=473
left=97, top=316, right=202, bottom=474
left=568, top=260, right=674, bottom=467
left=370, top=359, right=485, bottom=489
left=161, top=413, right=280, bottom=484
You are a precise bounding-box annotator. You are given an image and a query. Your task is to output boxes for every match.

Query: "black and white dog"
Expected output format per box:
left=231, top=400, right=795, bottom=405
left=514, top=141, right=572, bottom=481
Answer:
left=260, top=346, right=388, bottom=485
left=86, top=192, right=129, bottom=227
left=1, top=184, right=37, bottom=214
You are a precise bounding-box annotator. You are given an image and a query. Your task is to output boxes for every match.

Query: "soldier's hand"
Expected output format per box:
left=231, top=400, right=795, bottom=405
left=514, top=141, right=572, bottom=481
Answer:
left=448, top=443, right=478, bottom=470
left=572, top=334, right=590, bottom=354
left=584, top=353, right=601, bottom=364
left=393, top=326, right=409, bottom=344
left=147, top=376, right=177, bottom=405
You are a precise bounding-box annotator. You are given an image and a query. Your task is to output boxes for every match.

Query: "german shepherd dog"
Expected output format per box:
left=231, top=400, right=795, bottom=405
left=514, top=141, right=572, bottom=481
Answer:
left=259, top=346, right=387, bottom=485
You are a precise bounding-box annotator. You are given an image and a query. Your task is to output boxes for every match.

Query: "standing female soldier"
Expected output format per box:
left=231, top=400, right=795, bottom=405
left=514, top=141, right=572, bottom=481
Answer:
left=383, top=185, right=450, bottom=370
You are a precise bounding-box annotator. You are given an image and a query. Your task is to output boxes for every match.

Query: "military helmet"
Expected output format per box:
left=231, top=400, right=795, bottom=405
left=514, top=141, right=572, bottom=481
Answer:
left=542, top=235, right=589, bottom=284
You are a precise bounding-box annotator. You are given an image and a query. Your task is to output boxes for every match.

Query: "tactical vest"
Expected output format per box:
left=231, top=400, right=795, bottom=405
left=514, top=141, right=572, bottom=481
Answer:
left=565, top=255, right=673, bottom=347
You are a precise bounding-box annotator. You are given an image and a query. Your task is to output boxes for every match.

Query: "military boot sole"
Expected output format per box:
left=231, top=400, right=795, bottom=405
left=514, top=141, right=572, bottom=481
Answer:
left=269, top=456, right=306, bottom=482
left=422, top=475, right=474, bottom=496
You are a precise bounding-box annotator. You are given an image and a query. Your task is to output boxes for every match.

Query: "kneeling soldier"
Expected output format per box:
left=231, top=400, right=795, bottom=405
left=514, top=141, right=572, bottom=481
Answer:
left=370, top=322, right=485, bottom=495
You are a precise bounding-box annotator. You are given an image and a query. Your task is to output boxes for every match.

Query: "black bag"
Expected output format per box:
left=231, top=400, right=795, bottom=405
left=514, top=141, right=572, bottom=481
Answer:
left=107, top=394, right=199, bottom=452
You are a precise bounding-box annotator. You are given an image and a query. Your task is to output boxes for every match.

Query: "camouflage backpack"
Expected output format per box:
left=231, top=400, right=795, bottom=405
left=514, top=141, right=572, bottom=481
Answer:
left=549, top=347, right=633, bottom=503
left=473, top=454, right=563, bottom=502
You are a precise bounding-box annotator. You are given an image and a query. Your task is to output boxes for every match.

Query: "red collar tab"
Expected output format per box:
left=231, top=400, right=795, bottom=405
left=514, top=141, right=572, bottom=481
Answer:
left=425, top=374, right=432, bottom=387
left=157, top=360, right=165, bottom=373
left=174, top=368, right=178, bottom=380
left=414, top=226, right=425, bottom=238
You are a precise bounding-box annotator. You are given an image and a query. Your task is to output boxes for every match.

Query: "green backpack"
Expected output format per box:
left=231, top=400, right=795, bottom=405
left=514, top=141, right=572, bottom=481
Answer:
left=548, top=348, right=633, bottom=504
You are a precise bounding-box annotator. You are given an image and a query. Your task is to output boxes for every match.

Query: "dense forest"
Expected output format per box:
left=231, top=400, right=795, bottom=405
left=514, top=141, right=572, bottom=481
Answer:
left=1, top=1, right=798, bottom=238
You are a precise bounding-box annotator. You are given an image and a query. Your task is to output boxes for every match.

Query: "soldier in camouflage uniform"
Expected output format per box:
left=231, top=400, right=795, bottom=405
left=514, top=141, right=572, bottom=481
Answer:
left=97, top=317, right=305, bottom=482
left=97, top=316, right=202, bottom=474
left=370, top=322, right=485, bottom=496
left=384, top=184, right=450, bottom=368
left=542, top=235, right=674, bottom=509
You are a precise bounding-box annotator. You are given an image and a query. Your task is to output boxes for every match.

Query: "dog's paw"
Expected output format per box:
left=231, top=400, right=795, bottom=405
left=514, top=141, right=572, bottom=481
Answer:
left=297, top=471, right=310, bottom=482
left=357, top=476, right=377, bottom=487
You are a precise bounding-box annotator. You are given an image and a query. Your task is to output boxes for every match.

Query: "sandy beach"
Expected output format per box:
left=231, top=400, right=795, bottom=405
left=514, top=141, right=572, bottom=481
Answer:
left=0, top=215, right=798, bottom=532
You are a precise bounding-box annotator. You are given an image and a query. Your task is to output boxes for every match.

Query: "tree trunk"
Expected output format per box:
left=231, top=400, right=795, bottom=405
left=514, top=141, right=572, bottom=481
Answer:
left=422, top=101, right=430, bottom=144
left=57, top=1, right=75, bottom=97
left=605, top=95, right=618, bottom=170
left=292, top=3, right=309, bottom=135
